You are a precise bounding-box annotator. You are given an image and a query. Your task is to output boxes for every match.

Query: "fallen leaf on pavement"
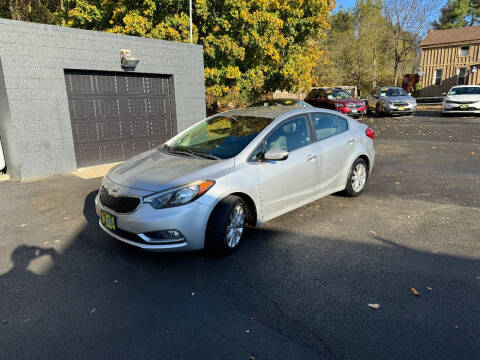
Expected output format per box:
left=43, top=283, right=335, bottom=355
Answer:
left=368, top=303, right=380, bottom=309
left=411, top=288, right=420, bottom=296
left=472, top=152, right=476, bottom=155
left=432, top=147, right=436, bottom=149
left=426, top=287, right=432, bottom=291
left=90, top=307, right=96, bottom=314
left=394, top=181, right=401, bottom=185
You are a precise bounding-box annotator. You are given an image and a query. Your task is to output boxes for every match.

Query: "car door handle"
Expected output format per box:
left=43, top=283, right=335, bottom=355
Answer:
left=307, top=154, right=317, bottom=162
left=348, top=139, right=355, bottom=144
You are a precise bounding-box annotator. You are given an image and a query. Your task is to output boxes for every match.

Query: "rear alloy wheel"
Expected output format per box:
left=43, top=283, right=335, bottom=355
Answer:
left=344, top=158, right=368, bottom=197
left=206, top=195, right=247, bottom=255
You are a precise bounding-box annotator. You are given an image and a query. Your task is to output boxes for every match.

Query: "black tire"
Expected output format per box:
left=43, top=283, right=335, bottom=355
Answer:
left=441, top=112, right=448, bottom=117
left=343, top=158, right=369, bottom=197
left=205, top=195, right=248, bottom=255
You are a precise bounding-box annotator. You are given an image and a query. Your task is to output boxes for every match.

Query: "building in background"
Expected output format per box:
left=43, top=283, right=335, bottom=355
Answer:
left=419, top=26, right=480, bottom=97
left=0, top=18, right=205, bottom=180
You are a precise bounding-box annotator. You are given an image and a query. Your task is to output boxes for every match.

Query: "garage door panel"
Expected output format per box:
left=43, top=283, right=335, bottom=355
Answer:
left=99, top=122, right=123, bottom=141
left=75, top=144, right=101, bottom=167
left=65, top=70, right=175, bottom=167
left=96, top=99, right=120, bottom=118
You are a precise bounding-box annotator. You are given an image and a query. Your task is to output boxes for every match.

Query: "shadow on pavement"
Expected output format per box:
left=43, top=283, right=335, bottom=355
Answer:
left=0, top=188, right=479, bottom=360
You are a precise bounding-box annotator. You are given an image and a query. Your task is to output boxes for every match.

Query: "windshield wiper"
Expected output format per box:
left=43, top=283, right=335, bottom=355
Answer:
left=188, top=150, right=221, bottom=160
left=161, top=145, right=198, bottom=158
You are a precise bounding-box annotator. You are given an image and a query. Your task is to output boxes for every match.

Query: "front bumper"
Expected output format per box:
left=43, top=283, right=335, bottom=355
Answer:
left=442, top=104, right=480, bottom=113
left=339, top=106, right=367, bottom=116
left=95, top=194, right=211, bottom=251
left=385, top=104, right=416, bottom=114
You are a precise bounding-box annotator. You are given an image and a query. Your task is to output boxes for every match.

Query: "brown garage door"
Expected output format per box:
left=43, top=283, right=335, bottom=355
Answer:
left=65, top=70, right=176, bottom=168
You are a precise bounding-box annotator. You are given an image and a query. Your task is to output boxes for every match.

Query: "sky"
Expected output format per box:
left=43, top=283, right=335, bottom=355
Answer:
left=333, top=0, right=447, bottom=33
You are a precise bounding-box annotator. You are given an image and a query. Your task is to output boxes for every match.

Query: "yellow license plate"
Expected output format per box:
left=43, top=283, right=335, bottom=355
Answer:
left=460, top=104, right=468, bottom=109
left=101, top=210, right=116, bottom=231
left=398, top=106, right=405, bottom=111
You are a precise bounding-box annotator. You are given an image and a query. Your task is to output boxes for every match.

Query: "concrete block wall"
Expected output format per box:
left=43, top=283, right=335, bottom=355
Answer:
left=0, top=18, right=206, bottom=180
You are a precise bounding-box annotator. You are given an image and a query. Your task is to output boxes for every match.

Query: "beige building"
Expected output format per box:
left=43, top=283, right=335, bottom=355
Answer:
left=419, top=26, right=480, bottom=97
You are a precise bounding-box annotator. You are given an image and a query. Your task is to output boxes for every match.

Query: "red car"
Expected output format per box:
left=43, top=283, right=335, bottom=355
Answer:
left=304, top=88, right=366, bottom=117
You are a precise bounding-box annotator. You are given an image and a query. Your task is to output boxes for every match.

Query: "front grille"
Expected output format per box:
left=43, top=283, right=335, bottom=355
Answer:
left=446, top=106, right=477, bottom=111
left=394, top=102, right=409, bottom=107
left=347, top=103, right=362, bottom=109
left=447, top=100, right=475, bottom=104
left=99, top=186, right=140, bottom=213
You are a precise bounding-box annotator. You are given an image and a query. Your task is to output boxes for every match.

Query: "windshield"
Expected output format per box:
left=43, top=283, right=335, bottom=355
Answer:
left=449, top=87, right=480, bottom=95
left=380, top=88, right=408, bottom=97
left=166, top=115, right=272, bottom=159
left=326, top=90, right=353, bottom=100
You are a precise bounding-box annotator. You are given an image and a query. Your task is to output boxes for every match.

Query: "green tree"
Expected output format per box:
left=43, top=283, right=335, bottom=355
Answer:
left=317, top=0, right=392, bottom=96
left=432, top=0, right=480, bottom=29
left=59, top=0, right=334, bottom=106
left=0, top=0, right=61, bottom=23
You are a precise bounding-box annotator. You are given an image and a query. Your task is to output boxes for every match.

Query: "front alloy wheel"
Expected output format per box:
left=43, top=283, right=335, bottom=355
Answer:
left=206, top=195, right=248, bottom=255
left=225, top=205, right=245, bottom=249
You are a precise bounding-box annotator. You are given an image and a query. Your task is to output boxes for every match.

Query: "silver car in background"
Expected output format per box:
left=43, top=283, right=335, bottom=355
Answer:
left=95, top=107, right=375, bottom=255
left=367, top=87, right=417, bottom=116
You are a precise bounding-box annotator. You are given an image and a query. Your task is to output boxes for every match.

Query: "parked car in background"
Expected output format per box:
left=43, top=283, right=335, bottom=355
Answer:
left=249, top=98, right=311, bottom=108
left=304, top=88, right=366, bottom=117
left=367, top=87, right=416, bottom=116
left=96, top=107, right=375, bottom=255
left=441, top=85, right=480, bottom=115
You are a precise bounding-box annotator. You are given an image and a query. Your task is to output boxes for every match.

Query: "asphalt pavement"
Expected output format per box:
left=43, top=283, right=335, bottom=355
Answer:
left=0, top=110, right=479, bottom=360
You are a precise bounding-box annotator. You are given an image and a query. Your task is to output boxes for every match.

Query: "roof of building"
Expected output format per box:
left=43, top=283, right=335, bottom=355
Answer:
left=420, top=26, right=480, bottom=47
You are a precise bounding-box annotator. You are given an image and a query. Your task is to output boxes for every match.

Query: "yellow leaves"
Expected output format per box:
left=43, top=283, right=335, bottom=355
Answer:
left=225, top=66, right=242, bottom=80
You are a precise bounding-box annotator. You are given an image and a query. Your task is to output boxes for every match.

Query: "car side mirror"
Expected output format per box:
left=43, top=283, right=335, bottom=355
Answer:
left=264, top=149, right=289, bottom=161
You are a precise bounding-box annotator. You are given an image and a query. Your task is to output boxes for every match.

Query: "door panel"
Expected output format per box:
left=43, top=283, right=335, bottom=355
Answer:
left=259, top=115, right=316, bottom=219
left=311, top=113, right=353, bottom=192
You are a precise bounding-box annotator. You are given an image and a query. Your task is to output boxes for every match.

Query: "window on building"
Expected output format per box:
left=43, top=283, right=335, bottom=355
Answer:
left=457, top=67, right=467, bottom=85
left=460, top=46, right=470, bottom=57
left=434, top=69, right=442, bottom=86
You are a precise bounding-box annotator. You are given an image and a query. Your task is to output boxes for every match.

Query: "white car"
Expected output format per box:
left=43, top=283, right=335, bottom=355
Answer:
left=442, top=85, right=480, bottom=115
left=96, top=107, right=375, bottom=255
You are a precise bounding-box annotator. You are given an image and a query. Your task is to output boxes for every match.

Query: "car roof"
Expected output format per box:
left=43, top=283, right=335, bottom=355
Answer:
left=378, top=86, right=402, bottom=89
left=451, top=85, right=480, bottom=88
left=220, top=106, right=301, bottom=119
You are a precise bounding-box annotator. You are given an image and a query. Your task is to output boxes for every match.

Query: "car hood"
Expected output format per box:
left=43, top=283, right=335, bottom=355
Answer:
left=383, top=95, right=415, bottom=102
left=107, top=149, right=232, bottom=192
left=446, top=94, right=480, bottom=102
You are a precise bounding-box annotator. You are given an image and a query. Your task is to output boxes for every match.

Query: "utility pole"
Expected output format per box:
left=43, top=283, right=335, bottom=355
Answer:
left=373, top=47, right=377, bottom=89
left=189, top=0, right=193, bottom=44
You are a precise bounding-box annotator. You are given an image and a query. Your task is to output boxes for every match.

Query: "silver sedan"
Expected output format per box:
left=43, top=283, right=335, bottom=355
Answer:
left=95, top=107, right=375, bottom=255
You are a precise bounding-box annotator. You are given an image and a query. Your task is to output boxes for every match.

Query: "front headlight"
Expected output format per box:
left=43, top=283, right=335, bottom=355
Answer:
left=144, top=180, right=215, bottom=209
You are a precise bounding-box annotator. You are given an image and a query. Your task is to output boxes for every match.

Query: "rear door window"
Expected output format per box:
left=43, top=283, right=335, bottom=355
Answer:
left=311, top=113, right=348, bottom=141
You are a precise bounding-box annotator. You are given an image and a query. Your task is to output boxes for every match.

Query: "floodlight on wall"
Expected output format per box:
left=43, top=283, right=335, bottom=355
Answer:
left=120, top=49, right=140, bottom=69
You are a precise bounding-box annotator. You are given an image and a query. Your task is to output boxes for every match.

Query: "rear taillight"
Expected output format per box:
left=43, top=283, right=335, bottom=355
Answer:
left=366, top=128, right=375, bottom=139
